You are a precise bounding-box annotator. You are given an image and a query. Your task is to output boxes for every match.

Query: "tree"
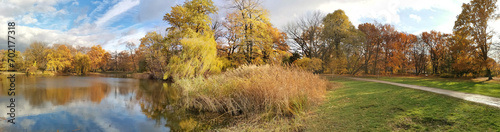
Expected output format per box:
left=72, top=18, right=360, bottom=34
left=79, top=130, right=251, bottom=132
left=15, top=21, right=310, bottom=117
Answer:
left=126, top=42, right=137, bottom=71
left=454, top=0, right=498, bottom=80
left=421, top=31, right=450, bottom=74
left=268, top=25, right=289, bottom=52
left=165, top=34, right=221, bottom=79
left=24, top=41, right=48, bottom=70
left=162, top=0, right=221, bottom=80
left=140, top=31, right=168, bottom=79
left=87, top=45, right=108, bottom=72
left=322, top=9, right=357, bottom=59
left=0, top=50, right=24, bottom=71
left=227, top=0, right=274, bottom=64
left=163, top=0, right=217, bottom=37
left=46, top=44, right=73, bottom=72
left=117, top=51, right=133, bottom=71
left=321, top=9, right=360, bottom=74
left=285, top=11, right=324, bottom=59
left=220, top=12, right=245, bottom=66
left=72, top=52, right=91, bottom=75
left=358, top=23, right=383, bottom=74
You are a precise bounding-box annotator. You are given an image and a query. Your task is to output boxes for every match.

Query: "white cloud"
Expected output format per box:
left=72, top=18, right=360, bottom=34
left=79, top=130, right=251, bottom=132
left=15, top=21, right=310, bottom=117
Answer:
left=136, top=0, right=176, bottom=22
left=72, top=0, right=79, bottom=5
left=22, top=14, right=38, bottom=24
left=409, top=14, right=422, bottom=22
left=260, top=0, right=469, bottom=32
left=95, top=0, right=140, bottom=27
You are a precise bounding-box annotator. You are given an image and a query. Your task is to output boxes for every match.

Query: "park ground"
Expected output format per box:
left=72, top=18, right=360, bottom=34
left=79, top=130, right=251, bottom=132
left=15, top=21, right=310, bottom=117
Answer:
left=306, top=75, right=500, bottom=131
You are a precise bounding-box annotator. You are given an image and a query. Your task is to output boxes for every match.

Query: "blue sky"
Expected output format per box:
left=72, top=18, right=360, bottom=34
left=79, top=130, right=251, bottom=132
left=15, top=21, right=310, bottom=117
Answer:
left=0, top=0, right=499, bottom=52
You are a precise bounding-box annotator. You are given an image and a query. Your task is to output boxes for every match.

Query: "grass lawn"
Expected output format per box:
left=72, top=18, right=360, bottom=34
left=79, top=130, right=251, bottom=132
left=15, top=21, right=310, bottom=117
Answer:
left=361, top=76, right=500, bottom=98
left=307, top=77, right=500, bottom=131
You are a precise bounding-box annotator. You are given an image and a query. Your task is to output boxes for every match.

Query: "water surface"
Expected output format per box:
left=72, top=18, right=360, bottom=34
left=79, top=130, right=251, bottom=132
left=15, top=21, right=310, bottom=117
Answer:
left=0, top=74, right=187, bottom=132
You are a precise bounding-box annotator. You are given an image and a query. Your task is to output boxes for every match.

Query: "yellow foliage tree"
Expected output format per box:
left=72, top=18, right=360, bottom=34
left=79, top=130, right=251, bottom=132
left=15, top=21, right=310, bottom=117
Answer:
left=162, top=0, right=221, bottom=80
left=87, top=45, right=108, bottom=72
left=46, top=45, right=72, bottom=72
left=72, top=52, right=91, bottom=75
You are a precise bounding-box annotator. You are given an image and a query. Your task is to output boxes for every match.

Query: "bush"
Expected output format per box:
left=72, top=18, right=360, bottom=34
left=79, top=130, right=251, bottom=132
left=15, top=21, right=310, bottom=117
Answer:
left=176, top=65, right=328, bottom=117
left=293, top=57, right=323, bottom=73
left=439, top=73, right=455, bottom=78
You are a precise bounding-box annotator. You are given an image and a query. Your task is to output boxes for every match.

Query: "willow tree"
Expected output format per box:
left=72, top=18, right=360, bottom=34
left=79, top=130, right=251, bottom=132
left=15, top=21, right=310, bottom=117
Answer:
left=162, top=0, right=221, bottom=80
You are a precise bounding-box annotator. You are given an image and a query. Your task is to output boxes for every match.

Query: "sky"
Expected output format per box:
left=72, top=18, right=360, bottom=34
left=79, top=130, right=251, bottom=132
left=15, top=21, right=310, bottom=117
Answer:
left=0, top=0, right=499, bottom=52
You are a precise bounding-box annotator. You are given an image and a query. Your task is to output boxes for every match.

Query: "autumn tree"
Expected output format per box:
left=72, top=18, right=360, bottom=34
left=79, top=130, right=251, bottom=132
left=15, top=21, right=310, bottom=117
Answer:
left=358, top=23, right=382, bottom=74
left=322, top=9, right=357, bottom=59
left=321, top=9, right=362, bottom=74
left=397, top=33, right=418, bottom=74
left=24, top=41, right=49, bottom=70
left=421, top=31, right=450, bottom=74
left=458, top=0, right=498, bottom=80
left=140, top=31, right=168, bottom=79
left=221, top=12, right=246, bottom=66
left=72, top=52, right=91, bottom=75
left=162, top=0, right=221, bottom=80
left=117, top=51, right=133, bottom=71
left=227, top=0, right=275, bottom=64
left=87, top=45, right=108, bottom=72
left=46, top=44, right=73, bottom=72
left=126, top=42, right=137, bottom=71
left=0, top=50, right=24, bottom=71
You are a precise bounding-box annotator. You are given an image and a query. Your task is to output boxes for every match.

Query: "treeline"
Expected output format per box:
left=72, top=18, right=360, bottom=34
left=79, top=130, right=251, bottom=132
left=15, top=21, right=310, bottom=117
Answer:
left=283, top=0, right=500, bottom=79
left=0, top=42, right=142, bottom=75
left=1, top=0, right=499, bottom=79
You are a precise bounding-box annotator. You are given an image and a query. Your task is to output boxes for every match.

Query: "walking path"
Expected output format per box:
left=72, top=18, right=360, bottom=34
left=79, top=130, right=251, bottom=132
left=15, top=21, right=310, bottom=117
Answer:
left=347, top=77, right=500, bottom=109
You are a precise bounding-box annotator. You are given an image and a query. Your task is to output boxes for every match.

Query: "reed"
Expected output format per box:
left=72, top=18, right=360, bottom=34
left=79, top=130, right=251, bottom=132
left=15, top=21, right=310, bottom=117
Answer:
left=176, top=64, right=328, bottom=117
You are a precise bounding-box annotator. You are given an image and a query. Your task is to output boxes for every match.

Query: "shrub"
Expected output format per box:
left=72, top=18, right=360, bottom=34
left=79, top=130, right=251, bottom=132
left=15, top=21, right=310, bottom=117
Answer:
left=175, top=65, right=328, bottom=117
left=293, top=57, right=323, bottom=73
left=439, top=73, right=455, bottom=78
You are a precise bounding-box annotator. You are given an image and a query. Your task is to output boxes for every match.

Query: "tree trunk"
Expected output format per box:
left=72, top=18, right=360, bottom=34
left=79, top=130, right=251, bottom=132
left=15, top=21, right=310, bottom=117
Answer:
left=487, top=68, right=493, bottom=80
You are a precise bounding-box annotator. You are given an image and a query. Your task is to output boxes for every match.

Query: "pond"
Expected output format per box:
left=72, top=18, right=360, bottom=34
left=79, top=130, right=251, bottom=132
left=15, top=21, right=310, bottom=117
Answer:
left=0, top=74, right=191, bottom=132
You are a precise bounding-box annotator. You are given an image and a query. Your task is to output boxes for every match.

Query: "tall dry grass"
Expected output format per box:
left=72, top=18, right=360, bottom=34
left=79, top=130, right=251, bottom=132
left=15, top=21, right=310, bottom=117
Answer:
left=175, top=64, right=328, bottom=117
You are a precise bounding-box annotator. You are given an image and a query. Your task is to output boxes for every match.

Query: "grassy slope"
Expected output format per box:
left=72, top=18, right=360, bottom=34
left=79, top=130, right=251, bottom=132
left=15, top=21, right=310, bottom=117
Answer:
left=364, top=76, right=500, bottom=98
left=307, top=77, right=500, bottom=131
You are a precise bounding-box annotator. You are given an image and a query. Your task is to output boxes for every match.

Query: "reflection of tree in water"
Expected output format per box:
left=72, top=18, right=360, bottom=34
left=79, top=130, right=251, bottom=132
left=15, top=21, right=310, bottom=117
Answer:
left=135, top=80, right=196, bottom=131
left=16, top=82, right=110, bottom=106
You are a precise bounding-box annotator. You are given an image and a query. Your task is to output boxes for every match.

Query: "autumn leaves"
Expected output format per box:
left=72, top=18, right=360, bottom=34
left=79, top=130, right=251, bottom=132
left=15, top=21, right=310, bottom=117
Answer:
left=284, top=0, right=499, bottom=78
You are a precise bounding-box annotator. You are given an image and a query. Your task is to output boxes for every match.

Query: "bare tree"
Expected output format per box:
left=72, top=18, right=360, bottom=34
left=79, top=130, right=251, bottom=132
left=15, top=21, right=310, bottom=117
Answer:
left=284, top=11, right=325, bottom=59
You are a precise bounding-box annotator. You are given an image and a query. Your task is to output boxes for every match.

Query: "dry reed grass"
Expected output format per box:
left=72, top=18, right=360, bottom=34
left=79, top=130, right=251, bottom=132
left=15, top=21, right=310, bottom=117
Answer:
left=176, top=64, right=328, bottom=118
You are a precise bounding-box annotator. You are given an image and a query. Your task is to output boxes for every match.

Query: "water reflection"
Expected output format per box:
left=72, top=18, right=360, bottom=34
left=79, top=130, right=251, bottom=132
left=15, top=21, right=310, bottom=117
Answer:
left=0, top=75, right=190, bottom=131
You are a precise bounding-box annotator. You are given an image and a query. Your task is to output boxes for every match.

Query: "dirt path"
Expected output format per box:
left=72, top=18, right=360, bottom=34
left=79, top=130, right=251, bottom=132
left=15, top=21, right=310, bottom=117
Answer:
left=347, top=77, right=500, bottom=109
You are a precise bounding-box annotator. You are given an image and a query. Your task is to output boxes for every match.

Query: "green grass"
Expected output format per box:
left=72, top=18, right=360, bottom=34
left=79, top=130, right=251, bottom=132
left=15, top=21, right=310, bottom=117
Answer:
left=307, top=77, right=500, bottom=131
left=363, top=76, right=500, bottom=98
